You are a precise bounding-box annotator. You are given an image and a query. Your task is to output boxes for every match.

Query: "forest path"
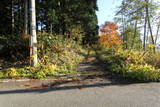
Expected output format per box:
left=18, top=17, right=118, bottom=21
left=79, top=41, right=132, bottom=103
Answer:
left=0, top=55, right=150, bottom=90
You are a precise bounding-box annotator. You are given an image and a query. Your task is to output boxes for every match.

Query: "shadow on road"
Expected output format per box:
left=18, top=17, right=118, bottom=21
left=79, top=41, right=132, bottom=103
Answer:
left=0, top=74, right=150, bottom=95
left=0, top=81, right=149, bottom=95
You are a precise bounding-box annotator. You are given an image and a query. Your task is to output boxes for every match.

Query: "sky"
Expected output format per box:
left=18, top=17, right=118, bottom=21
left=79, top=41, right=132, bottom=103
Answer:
left=96, top=0, right=122, bottom=26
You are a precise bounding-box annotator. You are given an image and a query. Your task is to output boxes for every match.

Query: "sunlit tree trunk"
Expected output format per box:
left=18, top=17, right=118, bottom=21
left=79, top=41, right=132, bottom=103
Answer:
left=145, top=0, right=155, bottom=52
left=145, top=0, right=154, bottom=45
left=30, top=0, right=38, bottom=66
left=146, top=25, right=149, bottom=44
left=143, top=16, right=147, bottom=50
left=131, top=20, right=138, bottom=49
left=155, top=22, right=160, bottom=45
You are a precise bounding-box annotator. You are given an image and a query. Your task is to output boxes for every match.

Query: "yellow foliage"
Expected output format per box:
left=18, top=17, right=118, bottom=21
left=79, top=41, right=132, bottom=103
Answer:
left=46, top=64, right=58, bottom=71
left=148, top=44, right=155, bottom=49
left=6, top=68, right=18, bottom=77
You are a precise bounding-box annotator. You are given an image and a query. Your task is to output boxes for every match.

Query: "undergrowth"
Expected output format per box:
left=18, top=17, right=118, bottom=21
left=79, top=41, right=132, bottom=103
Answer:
left=97, top=48, right=160, bottom=82
left=0, top=32, right=86, bottom=79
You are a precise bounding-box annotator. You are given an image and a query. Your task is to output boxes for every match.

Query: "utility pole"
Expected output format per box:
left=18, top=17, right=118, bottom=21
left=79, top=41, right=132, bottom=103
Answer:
left=30, top=0, right=38, bottom=66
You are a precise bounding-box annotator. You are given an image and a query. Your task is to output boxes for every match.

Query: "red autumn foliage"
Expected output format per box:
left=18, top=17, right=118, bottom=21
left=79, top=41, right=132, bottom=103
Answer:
left=99, top=21, right=123, bottom=48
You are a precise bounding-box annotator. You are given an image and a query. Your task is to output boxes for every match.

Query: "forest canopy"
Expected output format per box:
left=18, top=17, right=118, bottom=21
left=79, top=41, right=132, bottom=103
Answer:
left=0, top=0, right=98, bottom=44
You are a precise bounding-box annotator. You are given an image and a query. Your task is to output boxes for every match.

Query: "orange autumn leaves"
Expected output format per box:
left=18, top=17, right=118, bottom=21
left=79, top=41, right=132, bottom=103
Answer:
left=99, top=21, right=123, bottom=48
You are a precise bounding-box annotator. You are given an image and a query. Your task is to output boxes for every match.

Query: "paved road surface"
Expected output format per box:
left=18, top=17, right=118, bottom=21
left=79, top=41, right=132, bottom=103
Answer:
left=0, top=79, right=160, bottom=107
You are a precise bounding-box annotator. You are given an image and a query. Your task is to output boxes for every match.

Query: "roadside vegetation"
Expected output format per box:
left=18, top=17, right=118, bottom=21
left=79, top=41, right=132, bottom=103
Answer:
left=0, top=32, right=86, bottom=79
left=97, top=48, right=160, bottom=81
left=97, top=21, right=160, bottom=82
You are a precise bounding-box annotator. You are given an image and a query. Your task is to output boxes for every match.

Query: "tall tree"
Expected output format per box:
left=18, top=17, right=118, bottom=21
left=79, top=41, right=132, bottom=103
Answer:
left=115, top=0, right=159, bottom=50
left=11, top=0, right=15, bottom=34
left=145, top=0, right=154, bottom=45
left=36, top=0, right=98, bottom=44
left=24, top=0, right=29, bottom=34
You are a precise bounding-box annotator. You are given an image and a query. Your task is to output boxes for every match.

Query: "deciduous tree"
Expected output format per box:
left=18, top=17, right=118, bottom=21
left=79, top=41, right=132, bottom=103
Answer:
left=99, top=22, right=123, bottom=49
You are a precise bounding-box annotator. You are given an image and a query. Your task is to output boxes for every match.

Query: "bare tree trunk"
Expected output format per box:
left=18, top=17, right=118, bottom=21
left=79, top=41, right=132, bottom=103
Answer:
left=30, top=0, right=38, bottom=66
left=18, top=0, right=21, bottom=34
left=146, top=26, right=149, bottom=44
left=143, top=17, right=147, bottom=50
left=131, top=20, right=138, bottom=49
left=145, top=0, right=154, bottom=45
left=24, top=0, right=28, bottom=34
left=145, top=0, right=155, bottom=52
left=155, top=22, right=160, bottom=44
left=50, top=24, right=53, bottom=34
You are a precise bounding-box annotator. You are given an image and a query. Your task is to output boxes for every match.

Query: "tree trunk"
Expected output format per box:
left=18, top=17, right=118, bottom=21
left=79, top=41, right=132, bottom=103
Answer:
left=146, top=25, right=149, bottom=44
left=131, top=20, right=138, bottom=49
left=143, top=16, right=147, bottom=50
left=50, top=24, right=53, bottom=34
left=11, top=0, right=15, bottom=34
left=24, top=0, right=28, bottom=34
left=18, top=0, right=21, bottom=34
left=145, top=0, right=154, bottom=45
left=30, top=0, right=38, bottom=66
left=155, top=22, right=160, bottom=44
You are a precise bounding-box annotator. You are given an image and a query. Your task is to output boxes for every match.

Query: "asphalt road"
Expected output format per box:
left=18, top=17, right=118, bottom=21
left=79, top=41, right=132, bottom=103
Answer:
left=0, top=81, right=160, bottom=107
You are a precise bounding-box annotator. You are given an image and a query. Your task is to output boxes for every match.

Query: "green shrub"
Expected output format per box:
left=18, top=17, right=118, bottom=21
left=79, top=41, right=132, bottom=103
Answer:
left=98, top=48, right=160, bottom=81
left=145, top=53, right=160, bottom=69
left=123, top=64, right=160, bottom=81
left=1, top=64, right=58, bottom=79
left=0, top=71, right=4, bottom=78
left=37, top=32, right=84, bottom=72
left=5, top=68, right=19, bottom=77
left=33, top=70, right=46, bottom=79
